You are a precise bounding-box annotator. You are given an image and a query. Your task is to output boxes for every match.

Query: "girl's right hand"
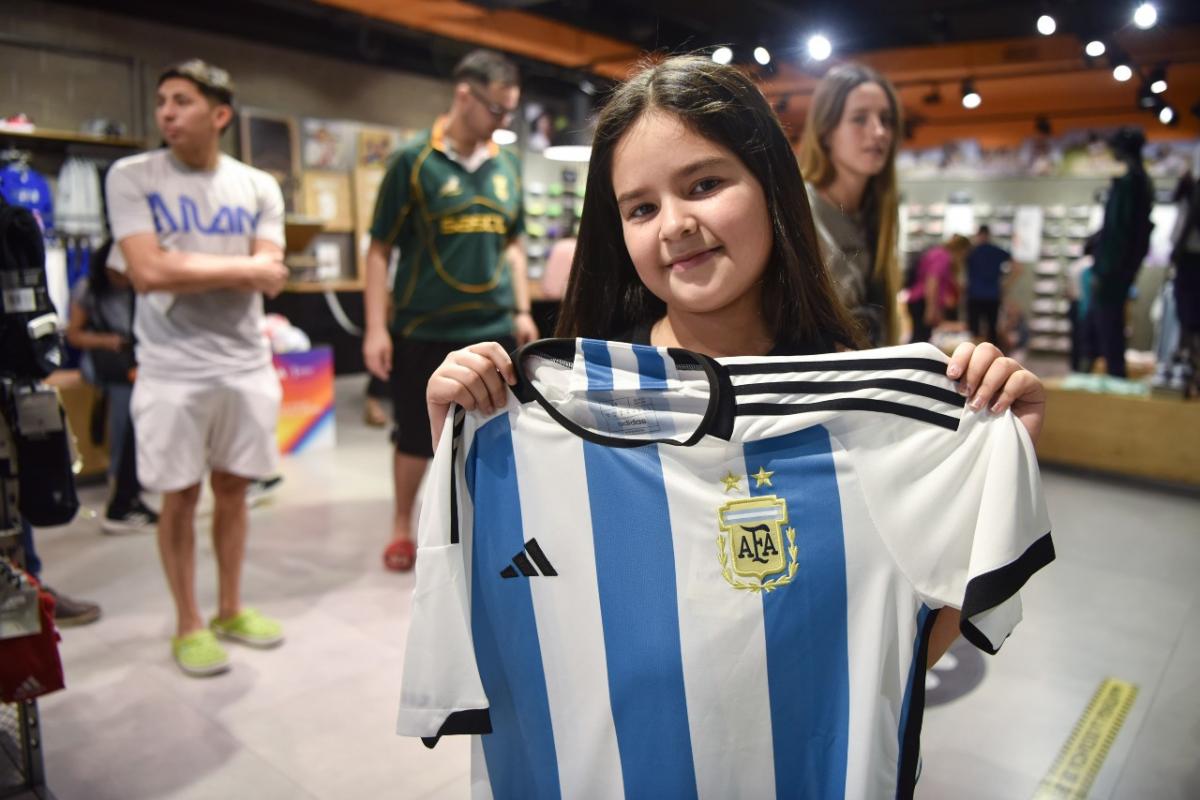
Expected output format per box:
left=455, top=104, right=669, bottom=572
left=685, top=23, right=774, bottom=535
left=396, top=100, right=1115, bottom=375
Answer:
left=426, top=342, right=518, bottom=447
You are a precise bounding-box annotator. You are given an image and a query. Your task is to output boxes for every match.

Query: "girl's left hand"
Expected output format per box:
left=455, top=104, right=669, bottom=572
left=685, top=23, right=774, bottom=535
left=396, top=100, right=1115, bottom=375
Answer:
left=946, top=342, right=1046, bottom=445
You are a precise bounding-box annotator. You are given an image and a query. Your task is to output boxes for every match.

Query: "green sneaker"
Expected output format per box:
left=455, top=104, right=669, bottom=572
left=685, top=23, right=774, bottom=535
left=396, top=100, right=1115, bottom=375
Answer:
left=172, top=630, right=230, bottom=677
left=210, top=608, right=284, bottom=648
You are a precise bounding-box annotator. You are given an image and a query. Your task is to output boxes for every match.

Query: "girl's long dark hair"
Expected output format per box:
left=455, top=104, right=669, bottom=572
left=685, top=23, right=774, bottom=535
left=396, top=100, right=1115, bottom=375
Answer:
left=555, top=55, right=864, bottom=351
left=88, top=239, right=115, bottom=295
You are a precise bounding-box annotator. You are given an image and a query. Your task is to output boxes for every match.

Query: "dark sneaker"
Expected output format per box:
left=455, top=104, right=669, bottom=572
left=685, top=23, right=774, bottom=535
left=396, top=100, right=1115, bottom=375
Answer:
left=45, top=587, right=101, bottom=627
left=102, top=502, right=159, bottom=535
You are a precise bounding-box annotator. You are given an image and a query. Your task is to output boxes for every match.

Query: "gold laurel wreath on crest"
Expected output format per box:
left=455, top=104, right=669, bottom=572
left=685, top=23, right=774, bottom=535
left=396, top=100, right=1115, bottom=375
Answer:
left=716, top=528, right=798, bottom=592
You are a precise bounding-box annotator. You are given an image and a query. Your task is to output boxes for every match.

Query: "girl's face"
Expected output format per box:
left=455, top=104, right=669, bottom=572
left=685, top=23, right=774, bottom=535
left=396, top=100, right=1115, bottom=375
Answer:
left=611, top=111, right=773, bottom=318
left=826, top=82, right=894, bottom=181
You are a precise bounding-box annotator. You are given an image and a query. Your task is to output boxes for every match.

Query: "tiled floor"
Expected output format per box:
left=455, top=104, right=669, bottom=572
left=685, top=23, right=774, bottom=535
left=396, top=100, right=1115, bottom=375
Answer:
left=26, top=378, right=1200, bottom=799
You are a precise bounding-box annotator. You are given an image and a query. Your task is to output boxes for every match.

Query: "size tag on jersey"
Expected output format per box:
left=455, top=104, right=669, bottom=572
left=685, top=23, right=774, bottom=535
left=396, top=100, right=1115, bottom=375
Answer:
left=593, top=394, right=664, bottom=437
left=1, top=287, right=36, bottom=313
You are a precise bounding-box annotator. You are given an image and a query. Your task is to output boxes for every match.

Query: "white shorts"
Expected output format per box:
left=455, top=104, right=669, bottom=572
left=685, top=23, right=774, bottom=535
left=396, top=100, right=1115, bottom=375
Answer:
left=131, top=366, right=281, bottom=492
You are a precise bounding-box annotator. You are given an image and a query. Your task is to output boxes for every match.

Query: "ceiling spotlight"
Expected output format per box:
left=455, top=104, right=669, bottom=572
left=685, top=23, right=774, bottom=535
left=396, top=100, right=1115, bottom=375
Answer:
left=712, top=46, right=733, bottom=65
left=1085, top=40, right=1107, bottom=58
left=1035, top=115, right=1052, bottom=135
left=1133, top=3, right=1157, bottom=30
left=922, top=84, right=942, bottom=105
left=807, top=34, right=832, bottom=62
left=754, top=46, right=771, bottom=65
left=1158, top=105, right=1176, bottom=125
left=1037, top=15, right=1057, bottom=35
left=491, top=129, right=517, bottom=146
left=1148, top=66, right=1167, bottom=94
left=1112, top=63, right=1133, bottom=82
left=961, top=79, right=981, bottom=109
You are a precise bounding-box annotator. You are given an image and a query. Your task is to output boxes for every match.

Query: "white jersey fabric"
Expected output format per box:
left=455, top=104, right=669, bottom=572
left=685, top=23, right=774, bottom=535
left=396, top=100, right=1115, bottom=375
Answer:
left=398, top=338, right=1053, bottom=800
left=105, top=149, right=285, bottom=381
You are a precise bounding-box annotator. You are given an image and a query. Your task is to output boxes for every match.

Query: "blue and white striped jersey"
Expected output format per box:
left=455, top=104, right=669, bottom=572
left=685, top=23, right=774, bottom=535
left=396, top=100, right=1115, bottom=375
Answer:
left=398, top=339, right=1053, bottom=800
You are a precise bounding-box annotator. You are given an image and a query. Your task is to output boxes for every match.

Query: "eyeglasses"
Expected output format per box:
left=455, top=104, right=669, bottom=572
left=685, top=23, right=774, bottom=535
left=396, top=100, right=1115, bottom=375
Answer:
left=467, top=83, right=518, bottom=122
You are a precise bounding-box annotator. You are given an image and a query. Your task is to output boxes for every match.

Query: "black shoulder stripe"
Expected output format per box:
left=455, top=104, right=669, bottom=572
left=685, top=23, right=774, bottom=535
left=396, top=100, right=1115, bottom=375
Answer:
left=960, top=533, right=1056, bottom=655
left=725, top=357, right=948, bottom=376
left=737, top=398, right=962, bottom=431
left=421, top=708, right=492, bottom=749
left=732, top=378, right=965, bottom=409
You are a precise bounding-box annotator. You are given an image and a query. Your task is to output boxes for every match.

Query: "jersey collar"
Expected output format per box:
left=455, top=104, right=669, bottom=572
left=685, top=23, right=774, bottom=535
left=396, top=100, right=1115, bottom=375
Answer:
left=431, top=116, right=499, bottom=171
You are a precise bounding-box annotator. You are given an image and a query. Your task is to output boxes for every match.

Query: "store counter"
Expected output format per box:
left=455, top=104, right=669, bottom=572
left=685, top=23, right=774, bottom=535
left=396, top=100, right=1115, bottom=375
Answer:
left=1038, top=378, right=1200, bottom=487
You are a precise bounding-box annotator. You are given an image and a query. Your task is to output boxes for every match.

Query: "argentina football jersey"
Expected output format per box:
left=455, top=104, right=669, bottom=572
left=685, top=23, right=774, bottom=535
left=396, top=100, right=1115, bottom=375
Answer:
left=398, top=338, right=1053, bottom=800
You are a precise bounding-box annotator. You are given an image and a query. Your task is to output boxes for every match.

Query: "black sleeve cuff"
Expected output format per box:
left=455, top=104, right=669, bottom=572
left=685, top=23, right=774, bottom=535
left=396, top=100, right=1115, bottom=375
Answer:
left=960, top=532, right=1055, bottom=655
left=421, top=709, right=492, bottom=749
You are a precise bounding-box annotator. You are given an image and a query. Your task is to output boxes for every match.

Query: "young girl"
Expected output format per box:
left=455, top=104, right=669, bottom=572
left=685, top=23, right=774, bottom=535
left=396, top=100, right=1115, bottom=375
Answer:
left=799, top=63, right=903, bottom=345
left=419, top=54, right=1047, bottom=791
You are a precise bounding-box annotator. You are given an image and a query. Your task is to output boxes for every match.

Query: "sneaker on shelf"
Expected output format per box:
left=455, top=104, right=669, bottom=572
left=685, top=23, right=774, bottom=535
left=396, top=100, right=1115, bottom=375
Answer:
left=1169, top=359, right=1194, bottom=393
left=45, top=587, right=101, bottom=628
left=210, top=608, right=284, bottom=648
left=172, top=629, right=231, bottom=677
left=1151, top=361, right=1172, bottom=390
left=101, top=501, right=159, bottom=535
left=246, top=475, right=283, bottom=507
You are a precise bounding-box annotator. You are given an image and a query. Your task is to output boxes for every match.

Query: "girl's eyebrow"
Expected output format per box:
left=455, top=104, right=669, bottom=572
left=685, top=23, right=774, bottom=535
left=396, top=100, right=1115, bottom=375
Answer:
left=616, top=156, right=729, bottom=205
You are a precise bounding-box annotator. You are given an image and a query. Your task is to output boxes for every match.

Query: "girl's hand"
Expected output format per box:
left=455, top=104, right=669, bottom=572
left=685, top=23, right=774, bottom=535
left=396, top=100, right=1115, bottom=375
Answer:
left=426, top=342, right=517, bottom=448
left=947, top=341, right=1046, bottom=445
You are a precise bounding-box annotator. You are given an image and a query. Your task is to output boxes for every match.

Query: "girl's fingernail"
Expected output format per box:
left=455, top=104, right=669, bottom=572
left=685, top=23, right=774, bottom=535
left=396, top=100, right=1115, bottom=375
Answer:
left=947, top=365, right=962, bottom=378
left=990, top=402, right=1005, bottom=414
left=969, top=395, right=984, bottom=410
left=959, top=383, right=972, bottom=397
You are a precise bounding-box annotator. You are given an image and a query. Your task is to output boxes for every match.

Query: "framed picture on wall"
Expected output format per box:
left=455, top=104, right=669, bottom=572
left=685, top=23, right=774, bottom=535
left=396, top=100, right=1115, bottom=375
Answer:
left=239, top=107, right=301, bottom=211
left=357, top=127, right=405, bottom=167
left=300, top=170, right=354, bottom=233
left=302, top=118, right=357, bottom=172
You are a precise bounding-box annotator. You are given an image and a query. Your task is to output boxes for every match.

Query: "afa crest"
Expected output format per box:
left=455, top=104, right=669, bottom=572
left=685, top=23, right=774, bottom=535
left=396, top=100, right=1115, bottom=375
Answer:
left=716, top=496, right=798, bottom=592
left=492, top=174, right=510, bottom=202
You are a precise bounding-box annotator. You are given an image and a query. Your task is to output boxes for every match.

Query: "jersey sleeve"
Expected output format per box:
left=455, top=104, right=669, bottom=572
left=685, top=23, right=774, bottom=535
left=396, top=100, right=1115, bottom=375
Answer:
left=853, top=407, right=1053, bottom=654
left=253, top=171, right=286, bottom=250
left=369, top=151, right=414, bottom=248
left=105, top=161, right=155, bottom=246
left=397, top=405, right=492, bottom=746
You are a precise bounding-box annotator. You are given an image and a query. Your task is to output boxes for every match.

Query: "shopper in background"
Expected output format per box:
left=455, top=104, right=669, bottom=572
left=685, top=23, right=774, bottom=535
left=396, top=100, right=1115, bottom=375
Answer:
left=965, top=224, right=1014, bottom=344
left=1165, top=144, right=1200, bottom=393
left=799, top=62, right=902, bottom=345
left=1091, top=126, right=1154, bottom=377
left=909, top=234, right=970, bottom=343
left=65, top=237, right=158, bottom=533
left=420, top=55, right=1050, bottom=793
left=105, top=59, right=289, bottom=677
left=362, top=49, right=536, bottom=573
left=1066, top=233, right=1099, bottom=372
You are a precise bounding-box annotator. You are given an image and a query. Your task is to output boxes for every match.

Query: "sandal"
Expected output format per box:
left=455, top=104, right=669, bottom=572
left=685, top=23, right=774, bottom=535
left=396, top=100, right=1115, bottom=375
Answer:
left=383, top=537, right=416, bottom=572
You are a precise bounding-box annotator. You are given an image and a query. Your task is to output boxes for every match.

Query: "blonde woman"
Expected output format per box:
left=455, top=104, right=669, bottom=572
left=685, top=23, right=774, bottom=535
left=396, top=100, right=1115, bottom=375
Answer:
left=799, top=63, right=902, bottom=345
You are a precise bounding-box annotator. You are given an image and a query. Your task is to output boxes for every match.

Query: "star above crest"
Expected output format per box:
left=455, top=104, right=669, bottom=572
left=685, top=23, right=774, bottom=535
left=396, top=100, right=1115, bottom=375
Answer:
left=752, top=466, right=775, bottom=488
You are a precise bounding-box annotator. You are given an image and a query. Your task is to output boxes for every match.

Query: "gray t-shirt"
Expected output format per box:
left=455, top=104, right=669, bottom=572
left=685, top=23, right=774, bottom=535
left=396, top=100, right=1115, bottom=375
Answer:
left=806, top=183, right=884, bottom=343
left=105, top=150, right=285, bottom=380
left=70, top=275, right=134, bottom=339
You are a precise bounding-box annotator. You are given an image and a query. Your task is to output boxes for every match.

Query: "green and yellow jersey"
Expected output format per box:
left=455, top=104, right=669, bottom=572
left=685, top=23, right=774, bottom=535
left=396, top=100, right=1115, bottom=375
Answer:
left=370, top=117, right=524, bottom=341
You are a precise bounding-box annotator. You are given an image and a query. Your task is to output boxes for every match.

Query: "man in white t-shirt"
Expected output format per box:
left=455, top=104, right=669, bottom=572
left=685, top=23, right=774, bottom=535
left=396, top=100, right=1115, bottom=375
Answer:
left=106, top=60, right=290, bottom=677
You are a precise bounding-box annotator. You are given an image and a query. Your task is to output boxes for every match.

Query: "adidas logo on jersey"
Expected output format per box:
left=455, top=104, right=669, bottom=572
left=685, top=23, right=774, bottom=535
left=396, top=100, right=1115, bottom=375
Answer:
left=499, top=538, right=557, bottom=579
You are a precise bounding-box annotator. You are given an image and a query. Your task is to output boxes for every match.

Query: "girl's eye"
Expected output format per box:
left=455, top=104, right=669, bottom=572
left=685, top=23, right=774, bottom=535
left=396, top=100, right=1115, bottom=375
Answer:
left=628, top=203, right=655, bottom=220
left=692, top=177, right=722, bottom=194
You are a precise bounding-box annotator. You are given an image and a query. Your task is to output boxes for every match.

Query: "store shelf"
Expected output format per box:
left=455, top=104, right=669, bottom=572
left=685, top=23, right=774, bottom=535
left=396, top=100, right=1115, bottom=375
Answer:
left=1039, top=380, right=1200, bottom=486
left=0, top=126, right=144, bottom=149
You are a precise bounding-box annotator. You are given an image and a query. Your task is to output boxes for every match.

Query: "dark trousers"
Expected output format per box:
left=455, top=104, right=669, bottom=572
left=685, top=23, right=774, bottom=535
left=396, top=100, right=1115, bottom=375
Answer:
left=908, top=300, right=932, bottom=343
left=1092, top=302, right=1127, bottom=377
left=1068, top=301, right=1098, bottom=373
left=967, top=299, right=1001, bottom=344
left=108, top=414, right=142, bottom=513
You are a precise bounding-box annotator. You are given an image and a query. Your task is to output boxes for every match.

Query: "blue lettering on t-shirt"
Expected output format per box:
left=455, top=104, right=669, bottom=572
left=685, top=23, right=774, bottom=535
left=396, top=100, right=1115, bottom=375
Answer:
left=147, top=193, right=261, bottom=235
